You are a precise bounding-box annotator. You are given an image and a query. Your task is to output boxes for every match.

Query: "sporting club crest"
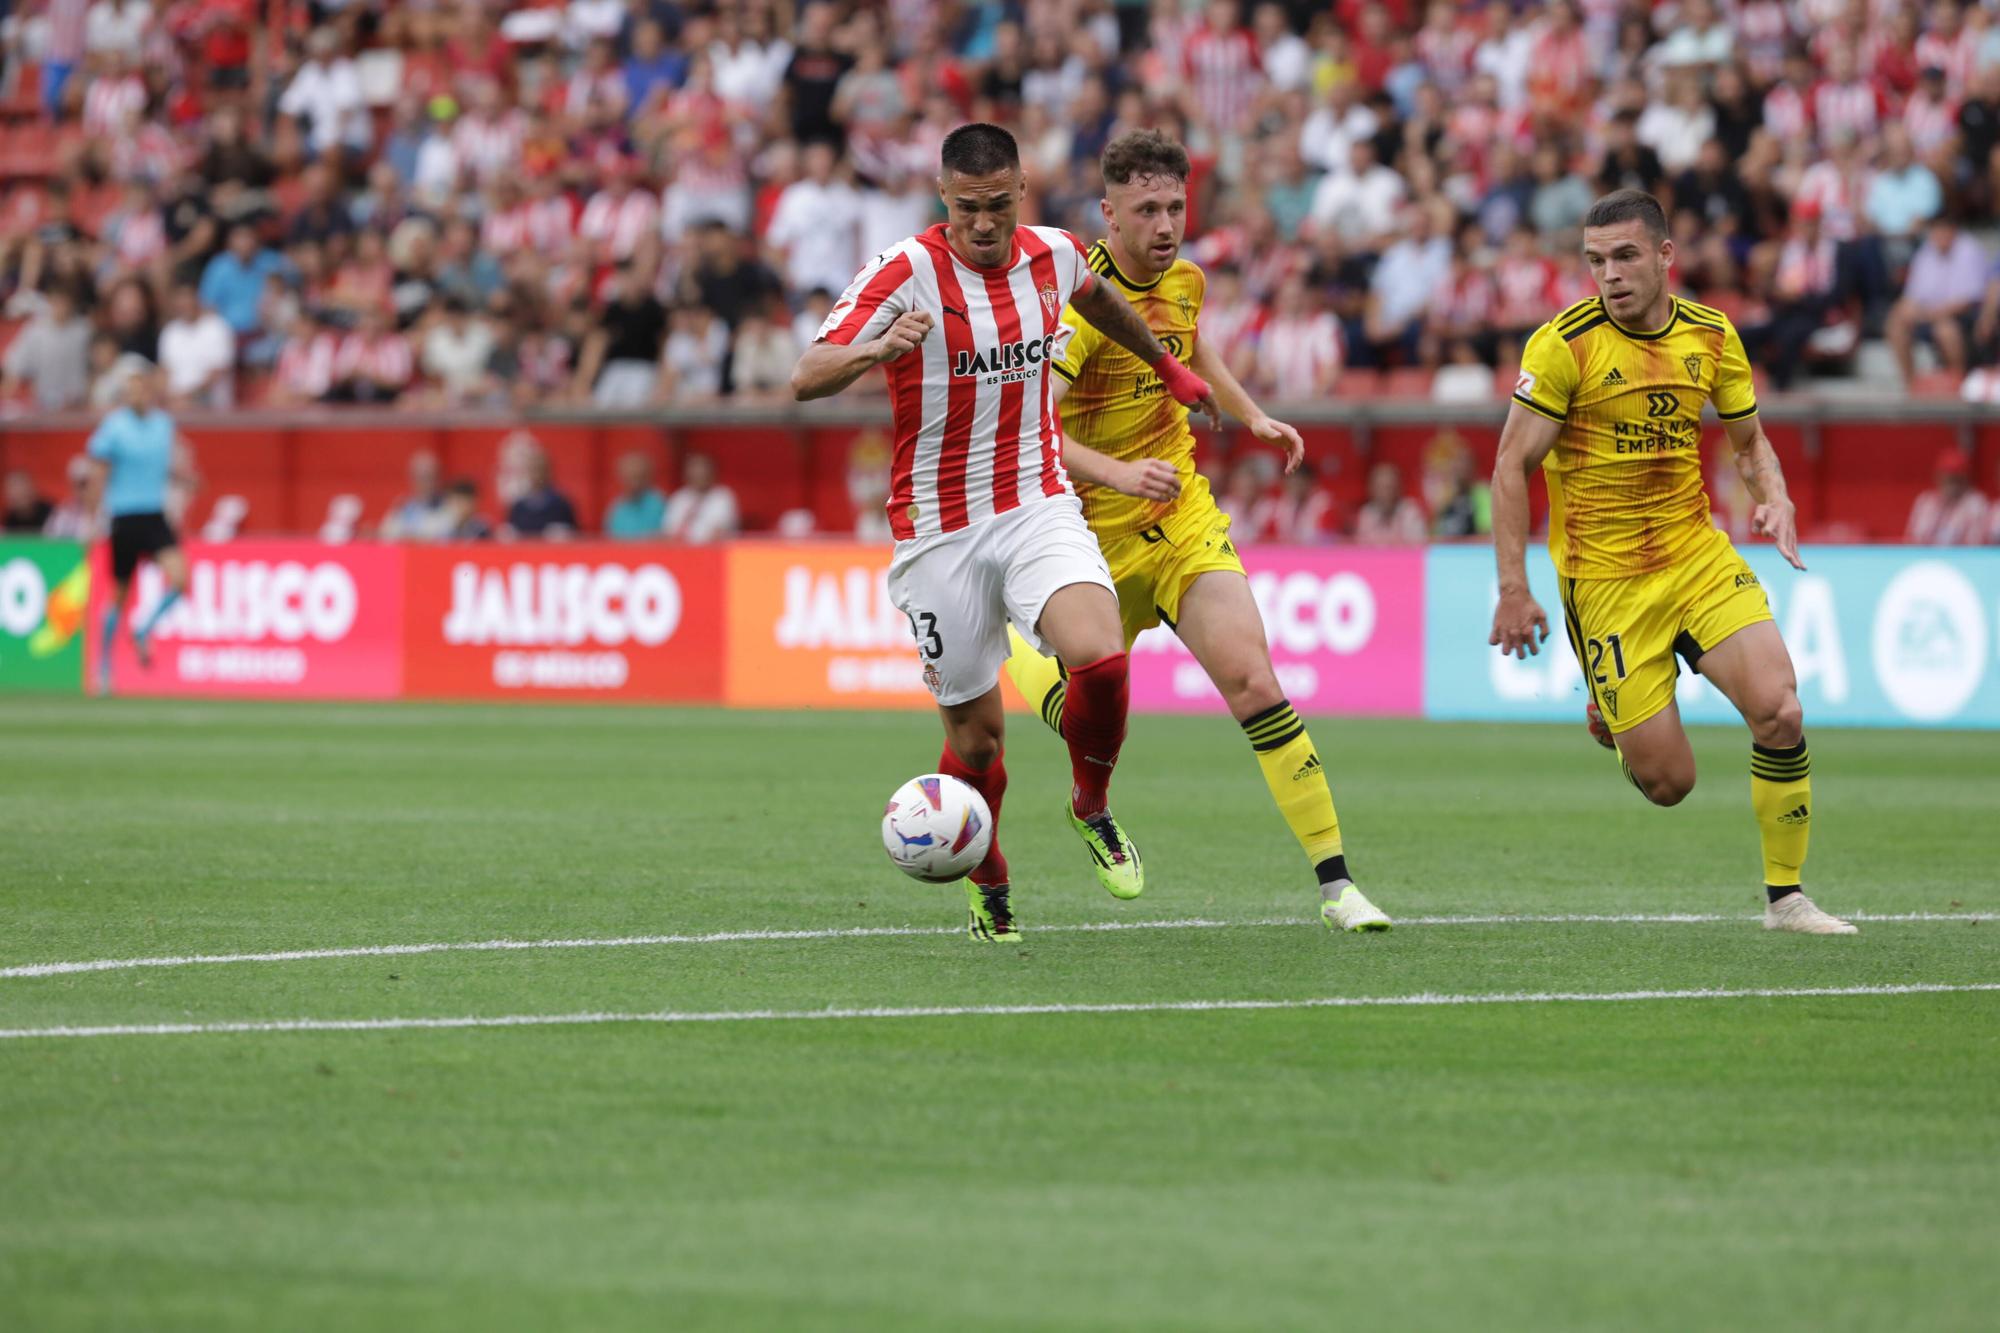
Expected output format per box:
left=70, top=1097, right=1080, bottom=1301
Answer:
left=1039, top=283, right=1060, bottom=320
left=1683, top=354, right=1702, bottom=383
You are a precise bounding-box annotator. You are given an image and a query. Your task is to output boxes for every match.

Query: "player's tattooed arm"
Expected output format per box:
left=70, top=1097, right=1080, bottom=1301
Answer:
left=1723, top=414, right=1806, bottom=571
left=1071, top=279, right=1223, bottom=428
left=1488, top=402, right=1563, bottom=659
left=791, top=311, right=934, bottom=401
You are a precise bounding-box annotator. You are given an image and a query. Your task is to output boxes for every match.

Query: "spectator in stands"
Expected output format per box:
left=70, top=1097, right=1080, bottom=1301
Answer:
left=3, top=470, right=52, bottom=532
left=1906, top=451, right=1990, bottom=545
left=156, top=285, right=235, bottom=410
left=1748, top=197, right=1842, bottom=390
left=657, top=303, right=728, bottom=403
left=1, top=285, right=92, bottom=411
left=1427, top=438, right=1492, bottom=539
left=280, top=28, right=369, bottom=163
left=422, top=295, right=497, bottom=406
left=575, top=263, right=667, bottom=407
left=1251, top=463, right=1337, bottom=545
left=1254, top=276, right=1342, bottom=401
left=1886, top=216, right=1992, bottom=386
left=728, top=300, right=802, bottom=404
left=330, top=305, right=412, bottom=404
left=1596, top=109, right=1666, bottom=198
left=605, top=452, right=668, bottom=539
left=661, top=451, right=738, bottom=543
left=1352, top=462, right=1427, bottom=544
left=198, top=223, right=287, bottom=340
left=1904, top=448, right=1984, bottom=544
left=1309, top=138, right=1405, bottom=253
left=1364, top=204, right=1452, bottom=367
left=442, top=478, right=492, bottom=542
left=268, top=310, right=340, bottom=407
left=381, top=451, right=450, bottom=542
left=42, top=455, right=101, bottom=541
left=1865, top=124, right=1944, bottom=265
left=765, top=141, right=863, bottom=302
left=505, top=446, right=578, bottom=540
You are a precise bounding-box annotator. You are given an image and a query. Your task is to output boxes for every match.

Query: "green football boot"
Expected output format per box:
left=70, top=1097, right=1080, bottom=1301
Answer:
left=1066, top=804, right=1144, bottom=900
left=966, top=880, right=1019, bottom=943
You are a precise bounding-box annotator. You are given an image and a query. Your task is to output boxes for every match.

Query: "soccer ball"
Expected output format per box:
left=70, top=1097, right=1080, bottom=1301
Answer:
left=881, top=774, right=993, bottom=883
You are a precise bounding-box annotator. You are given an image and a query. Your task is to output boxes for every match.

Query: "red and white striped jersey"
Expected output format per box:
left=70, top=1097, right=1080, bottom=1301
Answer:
left=83, top=74, right=145, bottom=138
left=1183, top=24, right=1262, bottom=135
left=578, top=189, right=660, bottom=262
left=1914, top=30, right=1978, bottom=96
left=1494, top=254, right=1558, bottom=330
left=1763, top=82, right=1811, bottom=145
left=815, top=223, right=1097, bottom=542
left=1905, top=89, right=1959, bottom=157
left=1811, top=78, right=1888, bottom=148
left=335, top=333, right=414, bottom=390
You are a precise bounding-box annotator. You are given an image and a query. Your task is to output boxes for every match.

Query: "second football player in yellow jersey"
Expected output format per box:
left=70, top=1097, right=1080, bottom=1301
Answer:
left=1003, top=129, right=1391, bottom=933
left=1490, top=189, right=1857, bottom=934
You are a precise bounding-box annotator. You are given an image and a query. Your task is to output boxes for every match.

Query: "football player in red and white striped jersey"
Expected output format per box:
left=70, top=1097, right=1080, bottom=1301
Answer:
left=793, top=124, right=1220, bottom=941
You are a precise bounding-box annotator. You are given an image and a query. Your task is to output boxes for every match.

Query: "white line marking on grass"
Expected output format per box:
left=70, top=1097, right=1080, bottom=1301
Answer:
left=3, top=982, right=1997, bottom=1041
left=0, top=912, right=1984, bottom=981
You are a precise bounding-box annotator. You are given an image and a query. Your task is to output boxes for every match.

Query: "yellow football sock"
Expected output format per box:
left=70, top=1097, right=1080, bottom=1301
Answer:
left=1751, top=738, right=1812, bottom=889
left=1003, top=625, right=1068, bottom=735
left=1242, top=700, right=1344, bottom=868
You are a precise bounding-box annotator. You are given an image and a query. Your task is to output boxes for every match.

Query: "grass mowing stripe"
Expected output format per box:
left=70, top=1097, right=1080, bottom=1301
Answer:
left=5, top=981, right=1997, bottom=1040
left=1, top=911, right=1983, bottom=980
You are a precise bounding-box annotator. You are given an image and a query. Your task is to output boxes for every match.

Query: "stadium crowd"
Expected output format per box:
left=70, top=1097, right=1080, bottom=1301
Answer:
left=3, top=0, right=2000, bottom=417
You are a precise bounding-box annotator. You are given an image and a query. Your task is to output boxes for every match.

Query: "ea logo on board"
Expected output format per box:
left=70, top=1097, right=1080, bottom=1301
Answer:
left=1871, top=562, right=1987, bottom=722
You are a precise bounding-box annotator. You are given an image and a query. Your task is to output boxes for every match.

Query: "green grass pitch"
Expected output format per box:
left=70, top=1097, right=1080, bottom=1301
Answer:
left=1, top=698, right=1995, bottom=1331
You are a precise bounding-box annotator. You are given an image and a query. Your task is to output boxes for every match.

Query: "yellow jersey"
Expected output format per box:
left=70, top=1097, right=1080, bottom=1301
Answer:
left=1513, top=295, right=1758, bottom=580
left=1052, top=240, right=1206, bottom=539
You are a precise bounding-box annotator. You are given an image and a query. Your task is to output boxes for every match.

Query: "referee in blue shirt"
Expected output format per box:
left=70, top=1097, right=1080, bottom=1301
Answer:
left=88, top=362, right=191, bottom=692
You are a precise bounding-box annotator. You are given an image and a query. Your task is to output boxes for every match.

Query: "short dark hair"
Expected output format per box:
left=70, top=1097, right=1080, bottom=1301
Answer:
left=1583, top=189, right=1668, bottom=242
left=1100, top=128, right=1192, bottom=188
left=939, top=123, right=1019, bottom=178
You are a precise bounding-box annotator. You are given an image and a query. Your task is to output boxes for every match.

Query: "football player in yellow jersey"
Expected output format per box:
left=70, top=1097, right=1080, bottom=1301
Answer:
left=1490, top=189, right=1857, bottom=935
left=1003, top=129, right=1391, bottom=933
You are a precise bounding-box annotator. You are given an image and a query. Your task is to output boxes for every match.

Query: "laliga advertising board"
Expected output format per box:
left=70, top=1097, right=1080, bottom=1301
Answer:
left=401, top=545, right=724, bottom=700
left=89, top=541, right=403, bottom=697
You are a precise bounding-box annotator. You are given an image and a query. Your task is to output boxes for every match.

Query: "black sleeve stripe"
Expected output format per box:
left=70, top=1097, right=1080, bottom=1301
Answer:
left=1561, top=314, right=1609, bottom=342
left=1053, top=362, right=1078, bottom=382
left=1512, top=393, right=1567, bottom=422
left=1677, top=310, right=1726, bottom=332
left=1715, top=402, right=1758, bottom=421
left=1554, top=298, right=1599, bottom=329
left=1680, top=299, right=1728, bottom=323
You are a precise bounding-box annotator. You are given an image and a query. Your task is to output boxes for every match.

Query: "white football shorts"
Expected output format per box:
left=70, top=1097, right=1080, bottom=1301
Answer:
left=885, top=493, right=1114, bottom=707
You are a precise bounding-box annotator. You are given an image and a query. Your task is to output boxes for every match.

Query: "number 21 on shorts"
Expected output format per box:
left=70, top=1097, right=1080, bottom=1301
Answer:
left=1585, top=632, right=1627, bottom=685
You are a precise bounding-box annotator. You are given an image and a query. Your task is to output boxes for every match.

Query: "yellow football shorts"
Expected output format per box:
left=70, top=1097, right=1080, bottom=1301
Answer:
left=1095, top=491, right=1248, bottom=648
left=1556, top=526, right=1773, bottom=734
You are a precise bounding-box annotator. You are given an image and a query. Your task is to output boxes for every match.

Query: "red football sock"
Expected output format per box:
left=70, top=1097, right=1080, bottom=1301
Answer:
left=939, top=744, right=1009, bottom=887
left=1061, top=652, right=1129, bottom=818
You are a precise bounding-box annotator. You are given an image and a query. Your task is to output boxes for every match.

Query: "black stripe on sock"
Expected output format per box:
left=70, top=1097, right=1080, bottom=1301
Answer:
left=1239, top=700, right=1294, bottom=734
left=1040, top=682, right=1066, bottom=731
left=1315, top=855, right=1351, bottom=886
left=1251, top=724, right=1307, bottom=752
left=1753, top=739, right=1809, bottom=761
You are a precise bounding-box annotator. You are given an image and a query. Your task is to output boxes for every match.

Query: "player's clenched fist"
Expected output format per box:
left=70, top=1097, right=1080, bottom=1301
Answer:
left=871, top=311, right=933, bottom=365
left=1489, top=586, right=1550, bottom=659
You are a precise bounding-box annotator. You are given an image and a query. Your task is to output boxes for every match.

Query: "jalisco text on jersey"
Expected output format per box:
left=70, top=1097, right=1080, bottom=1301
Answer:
left=952, top=335, right=1059, bottom=379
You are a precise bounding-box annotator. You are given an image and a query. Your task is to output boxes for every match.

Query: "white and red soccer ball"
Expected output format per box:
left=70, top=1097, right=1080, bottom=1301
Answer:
left=881, top=774, right=993, bottom=883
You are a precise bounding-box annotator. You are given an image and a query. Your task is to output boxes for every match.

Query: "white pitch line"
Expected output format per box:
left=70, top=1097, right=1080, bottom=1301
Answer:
left=3, top=982, right=1997, bottom=1042
left=0, top=911, right=1985, bottom=981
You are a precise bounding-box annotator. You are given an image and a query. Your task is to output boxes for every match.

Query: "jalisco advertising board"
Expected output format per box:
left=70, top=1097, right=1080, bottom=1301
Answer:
left=0, top=538, right=88, bottom=693
left=724, top=543, right=932, bottom=708
left=1128, top=549, right=1426, bottom=715
left=1423, top=546, right=2000, bottom=729
left=401, top=545, right=724, bottom=700
left=89, top=540, right=405, bottom=698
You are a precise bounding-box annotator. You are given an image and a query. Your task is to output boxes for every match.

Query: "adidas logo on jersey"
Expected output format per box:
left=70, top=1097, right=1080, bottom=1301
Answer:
left=1602, top=368, right=1627, bottom=386
left=1777, top=803, right=1810, bottom=825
